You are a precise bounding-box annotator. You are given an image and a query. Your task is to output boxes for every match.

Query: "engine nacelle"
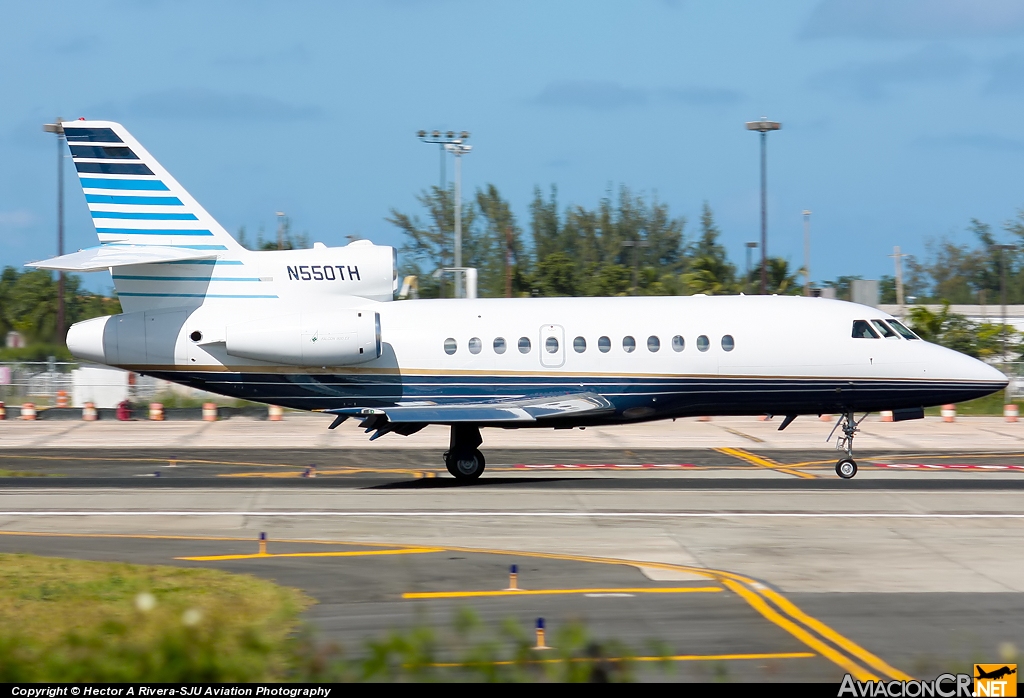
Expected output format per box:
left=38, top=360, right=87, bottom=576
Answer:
left=225, top=310, right=381, bottom=366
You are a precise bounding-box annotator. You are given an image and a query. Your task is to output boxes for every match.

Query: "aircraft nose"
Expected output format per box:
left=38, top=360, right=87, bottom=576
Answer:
left=951, top=349, right=1008, bottom=386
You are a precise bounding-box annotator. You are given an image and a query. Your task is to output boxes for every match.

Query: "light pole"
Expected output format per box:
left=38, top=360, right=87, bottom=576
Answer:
left=275, top=211, right=286, bottom=250
left=417, top=130, right=470, bottom=192
left=802, top=210, right=811, bottom=296
left=745, top=241, right=758, bottom=292
left=745, top=117, right=781, bottom=295
left=444, top=140, right=472, bottom=298
left=889, top=246, right=907, bottom=315
left=995, top=244, right=1016, bottom=362
left=43, top=118, right=65, bottom=342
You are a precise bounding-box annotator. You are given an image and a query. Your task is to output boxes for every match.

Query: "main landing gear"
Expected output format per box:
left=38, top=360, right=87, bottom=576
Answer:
left=828, top=411, right=869, bottom=479
left=444, top=424, right=486, bottom=481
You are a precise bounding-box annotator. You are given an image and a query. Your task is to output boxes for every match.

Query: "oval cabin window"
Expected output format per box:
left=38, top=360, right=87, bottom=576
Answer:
left=518, top=337, right=532, bottom=354
left=493, top=337, right=507, bottom=354
left=721, top=335, right=735, bottom=351
left=696, top=335, right=710, bottom=352
left=648, top=336, right=660, bottom=352
left=444, top=338, right=457, bottom=355
left=573, top=336, right=586, bottom=353
left=671, top=335, right=685, bottom=352
left=545, top=336, right=559, bottom=353
left=623, top=336, right=636, bottom=353
left=598, top=336, right=611, bottom=353
left=468, top=337, right=482, bottom=354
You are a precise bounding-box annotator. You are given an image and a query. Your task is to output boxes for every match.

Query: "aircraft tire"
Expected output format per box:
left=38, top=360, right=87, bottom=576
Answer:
left=835, top=457, right=857, bottom=479
left=446, top=449, right=486, bottom=481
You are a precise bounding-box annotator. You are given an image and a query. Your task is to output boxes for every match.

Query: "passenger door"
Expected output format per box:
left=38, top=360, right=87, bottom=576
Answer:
left=539, top=324, right=566, bottom=368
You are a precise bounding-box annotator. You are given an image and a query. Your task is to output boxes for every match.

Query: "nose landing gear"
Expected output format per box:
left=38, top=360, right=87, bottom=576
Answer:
left=829, top=411, right=868, bottom=479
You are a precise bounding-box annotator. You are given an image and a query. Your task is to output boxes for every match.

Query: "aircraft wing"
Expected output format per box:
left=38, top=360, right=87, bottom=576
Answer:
left=28, top=245, right=219, bottom=272
left=328, top=392, right=614, bottom=424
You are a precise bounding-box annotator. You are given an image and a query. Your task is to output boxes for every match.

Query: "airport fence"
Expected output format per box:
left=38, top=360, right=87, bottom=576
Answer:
left=0, top=361, right=162, bottom=407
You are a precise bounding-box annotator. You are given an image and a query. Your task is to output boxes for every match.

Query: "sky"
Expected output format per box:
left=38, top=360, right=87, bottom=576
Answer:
left=3, top=0, right=1024, bottom=293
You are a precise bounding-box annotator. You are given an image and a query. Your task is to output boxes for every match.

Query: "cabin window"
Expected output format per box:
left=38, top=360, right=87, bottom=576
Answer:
left=545, top=336, right=559, bottom=353
left=468, top=337, right=482, bottom=354
left=518, top=337, right=532, bottom=354
left=888, top=320, right=919, bottom=340
left=647, top=336, right=660, bottom=352
left=623, top=336, right=636, bottom=353
left=871, top=320, right=898, bottom=339
left=671, top=335, right=685, bottom=352
left=722, top=335, right=735, bottom=351
left=574, top=336, right=586, bottom=353
left=852, top=320, right=879, bottom=339
left=444, top=338, right=457, bottom=355
left=696, top=335, right=710, bottom=352
left=598, top=336, right=611, bottom=353
left=493, top=337, right=506, bottom=354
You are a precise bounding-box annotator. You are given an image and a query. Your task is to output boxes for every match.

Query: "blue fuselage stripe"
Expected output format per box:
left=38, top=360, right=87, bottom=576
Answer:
left=91, top=211, right=198, bottom=220
left=112, top=275, right=262, bottom=282
left=96, top=228, right=213, bottom=236
left=117, top=293, right=278, bottom=298
left=80, top=178, right=170, bottom=191
left=86, top=195, right=183, bottom=205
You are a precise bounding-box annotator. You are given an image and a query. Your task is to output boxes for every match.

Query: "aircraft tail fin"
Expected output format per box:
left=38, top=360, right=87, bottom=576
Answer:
left=63, top=120, right=243, bottom=254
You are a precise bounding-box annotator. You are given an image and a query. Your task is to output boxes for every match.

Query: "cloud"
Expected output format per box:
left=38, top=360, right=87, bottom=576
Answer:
left=0, top=210, right=37, bottom=230
left=808, top=45, right=972, bottom=100
left=986, top=53, right=1024, bottom=94
left=97, top=89, right=321, bottom=121
left=914, top=133, right=1024, bottom=152
left=534, top=80, right=742, bottom=110
left=661, top=86, right=743, bottom=107
left=534, top=80, right=647, bottom=110
left=802, top=0, right=1024, bottom=39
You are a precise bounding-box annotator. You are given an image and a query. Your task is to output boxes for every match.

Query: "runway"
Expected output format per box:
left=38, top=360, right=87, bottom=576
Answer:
left=2, top=418, right=1023, bottom=681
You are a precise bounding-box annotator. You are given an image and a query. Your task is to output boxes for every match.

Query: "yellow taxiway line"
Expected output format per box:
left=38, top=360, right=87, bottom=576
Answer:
left=428, top=651, right=816, bottom=668
left=0, top=529, right=907, bottom=681
left=177, top=547, right=442, bottom=561
left=715, top=447, right=817, bottom=479
left=403, top=586, right=723, bottom=599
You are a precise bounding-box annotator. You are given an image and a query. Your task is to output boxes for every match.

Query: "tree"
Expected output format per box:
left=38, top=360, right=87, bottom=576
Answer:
left=475, top=185, right=529, bottom=297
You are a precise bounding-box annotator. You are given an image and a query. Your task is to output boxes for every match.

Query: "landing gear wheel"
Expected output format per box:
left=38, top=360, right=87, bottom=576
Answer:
left=445, top=449, right=486, bottom=481
left=836, top=457, right=857, bottom=479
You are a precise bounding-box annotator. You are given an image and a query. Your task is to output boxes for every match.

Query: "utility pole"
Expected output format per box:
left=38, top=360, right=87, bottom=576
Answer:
left=621, top=239, right=650, bottom=295
left=745, top=118, right=781, bottom=295
left=890, top=246, right=907, bottom=315
left=803, top=210, right=811, bottom=296
left=505, top=226, right=513, bottom=298
left=43, top=119, right=65, bottom=342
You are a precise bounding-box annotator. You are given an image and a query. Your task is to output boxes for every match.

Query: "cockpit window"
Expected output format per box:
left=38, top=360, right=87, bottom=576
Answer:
left=871, top=320, right=898, bottom=339
left=888, top=319, right=920, bottom=340
left=852, top=320, right=879, bottom=338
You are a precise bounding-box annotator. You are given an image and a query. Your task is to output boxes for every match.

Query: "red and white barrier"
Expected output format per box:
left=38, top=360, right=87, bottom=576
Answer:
left=82, top=402, right=97, bottom=421
left=268, top=405, right=284, bottom=421
left=21, top=403, right=36, bottom=420
left=941, top=404, right=956, bottom=423
left=202, top=402, right=218, bottom=422
left=819, top=414, right=832, bottom=422
left=55, top=390, right=69, bottom=408
left=0, top=401, right=6, bottom=420
left=880, top=411, right=894, bottom=422
left=1005, top=404, right=1019, bottom=423
left=149, top=403, right=164, bottom=421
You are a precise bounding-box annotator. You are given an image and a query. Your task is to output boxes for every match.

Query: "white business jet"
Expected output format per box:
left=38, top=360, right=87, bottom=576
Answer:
left=30, top=121, right=1007, bottom=481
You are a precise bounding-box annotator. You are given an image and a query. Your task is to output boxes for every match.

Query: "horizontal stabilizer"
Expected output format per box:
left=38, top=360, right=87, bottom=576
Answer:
left=327, top=392, right=614, bottom=424
left=27, top=245, right=218, bottom=272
